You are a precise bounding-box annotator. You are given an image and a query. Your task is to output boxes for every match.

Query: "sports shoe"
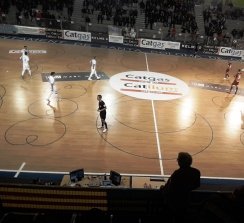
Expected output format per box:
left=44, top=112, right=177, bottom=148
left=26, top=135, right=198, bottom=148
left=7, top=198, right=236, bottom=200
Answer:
left=97, top=126, right=103, bottom=129
left=103, top=128, right=107, bottom=133
left=97, top=76, right=101, bottom=80
left=88, top=78, right=92, bottom=81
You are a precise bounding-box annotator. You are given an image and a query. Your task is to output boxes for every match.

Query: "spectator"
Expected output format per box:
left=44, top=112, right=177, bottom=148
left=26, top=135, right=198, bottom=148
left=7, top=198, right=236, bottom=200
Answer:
left=130, top=27, right=136, bottom=38
left=139, top=0, right=145, bottom=13
left=160, top=152, right=201, bottom=223
left=170, top=26, right=176, bottom=40
left=97, top=12, right=103, bottom=24
left=85, top=15, right=90, bottom=24
left=16, top=11, right=21, bottom=24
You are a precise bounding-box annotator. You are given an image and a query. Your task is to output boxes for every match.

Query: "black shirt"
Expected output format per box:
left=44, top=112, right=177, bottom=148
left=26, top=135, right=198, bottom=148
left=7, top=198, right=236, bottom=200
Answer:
left=98, top=100, right=106, bottom=113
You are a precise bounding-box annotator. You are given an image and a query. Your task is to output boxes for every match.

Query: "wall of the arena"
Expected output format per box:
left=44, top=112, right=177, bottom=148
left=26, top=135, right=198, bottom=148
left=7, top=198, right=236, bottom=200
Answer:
left=0, top=24, right=243, bottom=61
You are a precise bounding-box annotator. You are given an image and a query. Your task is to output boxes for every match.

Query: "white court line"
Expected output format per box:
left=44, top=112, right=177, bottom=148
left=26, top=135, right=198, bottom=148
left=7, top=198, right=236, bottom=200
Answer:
left=145, top=53, right=164, bottom=176
left=14, top=162, right=26, bottom=178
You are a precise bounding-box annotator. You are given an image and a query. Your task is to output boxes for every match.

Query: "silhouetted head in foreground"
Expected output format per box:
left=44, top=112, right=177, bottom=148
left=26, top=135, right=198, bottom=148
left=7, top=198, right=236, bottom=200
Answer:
left=177, top=152, right=192, bottom=168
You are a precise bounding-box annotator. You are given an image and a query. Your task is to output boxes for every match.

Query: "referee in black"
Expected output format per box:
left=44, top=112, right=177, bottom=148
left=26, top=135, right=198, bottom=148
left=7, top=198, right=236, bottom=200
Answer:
left=97, top=95, right=108, bottom=133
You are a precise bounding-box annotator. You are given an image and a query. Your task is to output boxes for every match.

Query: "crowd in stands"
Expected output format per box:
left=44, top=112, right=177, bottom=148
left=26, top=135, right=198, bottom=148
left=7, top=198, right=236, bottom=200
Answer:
left=81, top=0, right=199, bottom=40
left=224, top=0, right=244, bottom=20
left=0, top=0, right=74, bottom=27
left=142, top=0, right=197, bottom=33
left=203, top=0, right=244, bottom=47
left=82, top=0, right=138, bottom=28
left=0, top=0, right=243, bottom=46
left=122, top=26, right=137, bottom=38
left=0, top=0, right=10, bottom=14
left=0, top=0, right=10, bottom=23
left=203, top=7, right=226, bottom=37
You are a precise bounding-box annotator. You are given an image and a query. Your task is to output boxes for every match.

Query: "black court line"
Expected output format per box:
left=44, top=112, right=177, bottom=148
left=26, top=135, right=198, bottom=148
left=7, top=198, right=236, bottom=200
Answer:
left=41, top=72, right=109, bottom=82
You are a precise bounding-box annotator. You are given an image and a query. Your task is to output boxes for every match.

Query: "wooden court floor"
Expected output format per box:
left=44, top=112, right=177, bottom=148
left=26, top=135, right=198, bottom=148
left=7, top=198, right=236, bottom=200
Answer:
left=0, top=38, right=244, bottom=179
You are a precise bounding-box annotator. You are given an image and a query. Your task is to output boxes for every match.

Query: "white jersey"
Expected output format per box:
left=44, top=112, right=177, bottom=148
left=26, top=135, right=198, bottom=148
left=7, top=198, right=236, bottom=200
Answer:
left=90, top=59, right=96, bottom=70
left=48, top=75, right=55, bottom=84
left=20, top=54, right=30, bottom=69
left=21, top=48, right=28, bottom=56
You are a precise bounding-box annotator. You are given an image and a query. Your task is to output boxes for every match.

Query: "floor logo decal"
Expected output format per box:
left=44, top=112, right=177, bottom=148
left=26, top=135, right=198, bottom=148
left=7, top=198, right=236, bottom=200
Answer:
left=109, top=71, right=189, bottom=100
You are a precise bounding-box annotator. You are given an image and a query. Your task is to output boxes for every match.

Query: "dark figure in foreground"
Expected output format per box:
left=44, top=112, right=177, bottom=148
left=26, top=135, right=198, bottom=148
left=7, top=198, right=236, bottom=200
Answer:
left=161, top=152, right=201, bottom=223
left=97, top=94, right=108, bottom=133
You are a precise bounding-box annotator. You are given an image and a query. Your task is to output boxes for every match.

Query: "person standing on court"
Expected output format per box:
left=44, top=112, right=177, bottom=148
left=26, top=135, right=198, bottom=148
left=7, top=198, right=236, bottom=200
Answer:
left=224, top=62, right=232, bottom=80
left=47, top=72, right=57, bottom=103
left=88, top=56, right=100, bottom=80
left=97, top=95, right=108, bottom=133
left=160, top=152, right=201, bottom=223
left=21, top=45, right=29, bottom=56
left=193, top=42, right=199, bottom=58
left=20, top=51, right=31, bottom=78
left=228, top=69, right=242, bottom=94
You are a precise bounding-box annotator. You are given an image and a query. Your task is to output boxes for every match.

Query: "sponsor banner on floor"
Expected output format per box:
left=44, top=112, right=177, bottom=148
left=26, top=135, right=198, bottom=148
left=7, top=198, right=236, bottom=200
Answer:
left=189, top=80, right=244, bottom=96
left=63, top=30, right=91, bottom=42
left=41, top=72, right=109, bottom=82
left=9, top=49, right=47, bottom=54
left=109, top=35, right=123, bottom=44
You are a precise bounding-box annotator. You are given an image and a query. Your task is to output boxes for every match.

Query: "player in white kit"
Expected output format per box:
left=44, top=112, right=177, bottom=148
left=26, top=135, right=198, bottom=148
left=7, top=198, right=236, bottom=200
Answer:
left=47, top=72, right=58, bottom=103
left=20, top=51, right=31, bottom=78
left=21, top=45, right=28, bottom=56
left=88, top=56, right=100, bottom=80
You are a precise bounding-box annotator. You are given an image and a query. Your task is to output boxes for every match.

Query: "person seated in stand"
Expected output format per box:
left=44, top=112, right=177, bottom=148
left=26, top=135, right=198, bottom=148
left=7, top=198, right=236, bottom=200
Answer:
left=130, top=27, right=136, bottom=39
left=160, top=152, right=201, bottom=223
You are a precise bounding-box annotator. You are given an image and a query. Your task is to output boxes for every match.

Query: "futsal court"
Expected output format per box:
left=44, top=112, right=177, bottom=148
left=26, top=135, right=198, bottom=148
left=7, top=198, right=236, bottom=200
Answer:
left=0, top=37, right=244, bottom=180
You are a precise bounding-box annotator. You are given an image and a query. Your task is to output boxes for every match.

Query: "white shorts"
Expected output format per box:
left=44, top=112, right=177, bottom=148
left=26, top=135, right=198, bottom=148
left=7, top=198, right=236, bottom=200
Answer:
left=23, top=64, right=30, bottom=70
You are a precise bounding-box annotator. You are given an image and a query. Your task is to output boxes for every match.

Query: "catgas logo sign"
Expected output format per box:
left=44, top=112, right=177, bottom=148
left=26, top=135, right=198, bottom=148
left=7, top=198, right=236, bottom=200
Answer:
left=139, top=38, right=165, bottom=50
left=63, top=30, right=91, bottom=42
left=218, top=47, right=242, bottom=57
left=110, top=71, right=189, bottom=100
